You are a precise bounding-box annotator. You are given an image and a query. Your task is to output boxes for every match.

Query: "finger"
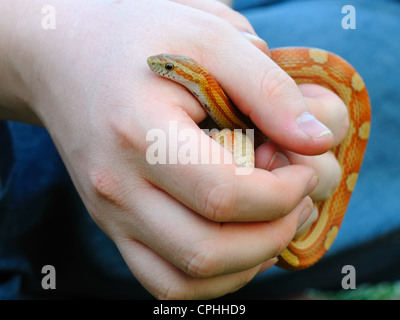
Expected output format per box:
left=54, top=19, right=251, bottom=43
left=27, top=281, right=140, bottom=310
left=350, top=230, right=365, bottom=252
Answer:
left=294, top=205, right=319, bottom=239
left=254, top=140, right=290, bottom=171
left=170, top=0, right=255, bottom=33
left=116, top=49, right=318, bottom=225
left=299, top=83, right=349, bottom=146
left=138, top=107, right=318, bottom=222
left=283, top=150, right=341, bottom=202
left=255, top=141, right=341, bottom=203
left=111, top=183, right=313, bottom=280
left=257, top=257, right=280, bottom=275
left=115, top=238, right=264, bottom=300
left=171, top=0, right=269, bottom=54
left=142, top=64, right=209, bottom=125
left=136, top=3, right=320, bottom=222
left=186, top=26, right=334, bottom=155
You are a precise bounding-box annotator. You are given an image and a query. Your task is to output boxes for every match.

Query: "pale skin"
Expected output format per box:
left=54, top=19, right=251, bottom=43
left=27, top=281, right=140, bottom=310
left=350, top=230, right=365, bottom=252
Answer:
left=0, top=0, right=348, bottom=299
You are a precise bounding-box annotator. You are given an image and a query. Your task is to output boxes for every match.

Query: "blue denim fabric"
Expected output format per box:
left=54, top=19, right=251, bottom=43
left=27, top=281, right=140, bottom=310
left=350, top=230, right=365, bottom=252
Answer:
left=0, top=122, right=151, bottom=299
left=1, top=0, right=400, bottom=299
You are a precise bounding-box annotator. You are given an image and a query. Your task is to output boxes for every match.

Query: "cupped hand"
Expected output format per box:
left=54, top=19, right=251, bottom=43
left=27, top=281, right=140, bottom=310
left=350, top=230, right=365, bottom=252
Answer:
left=6, top=0, right=348, bottom=299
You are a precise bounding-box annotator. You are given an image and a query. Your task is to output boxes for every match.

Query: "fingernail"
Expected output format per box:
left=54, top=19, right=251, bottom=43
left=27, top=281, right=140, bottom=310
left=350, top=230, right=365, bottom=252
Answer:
left=297, top=204, right=313, bottom=229
left=257, top=257, right=279, bottom=275
left=241, top=31, right=269, bottom=53
left=304, top=175, right=319, bottom=197
left=266, top=152, right=290, bottom=171
left=295, top=205, right=318, bottom=238
left=297, top=112, right=332, bottom=138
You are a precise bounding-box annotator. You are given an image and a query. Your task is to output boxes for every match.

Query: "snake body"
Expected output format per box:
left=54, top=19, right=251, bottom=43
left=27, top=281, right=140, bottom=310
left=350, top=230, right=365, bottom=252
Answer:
left=147, top=47, right=371, bottom=270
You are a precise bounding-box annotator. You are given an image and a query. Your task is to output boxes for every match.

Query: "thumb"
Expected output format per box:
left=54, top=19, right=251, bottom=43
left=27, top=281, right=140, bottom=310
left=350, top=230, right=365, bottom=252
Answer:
left=194, top=28, right=334, bottom=155
left=217, top=44, right=333, bottom=154
left=174, top=0, right=334, bottom=155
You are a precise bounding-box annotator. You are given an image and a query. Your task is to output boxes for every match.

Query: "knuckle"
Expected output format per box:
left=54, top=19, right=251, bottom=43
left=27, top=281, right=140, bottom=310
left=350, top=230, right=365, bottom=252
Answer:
left=88, top=165, right=128, bottom=209
left=203, top=182, right=236, bottom=221
left=184, top=241, right=220, bottom=278
left=89, top=166, right=118, bottom=198
left=218, top=9, right=252, bottom=31
left=195, top=15, right=227, bottom=39
left=260, top=66, right=296, bottom=102
left=190, top=16, right=238, bottom=55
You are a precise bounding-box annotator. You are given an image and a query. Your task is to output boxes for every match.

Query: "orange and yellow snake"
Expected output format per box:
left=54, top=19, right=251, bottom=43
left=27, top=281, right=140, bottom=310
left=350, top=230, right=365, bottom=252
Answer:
left=147, top=47, right=371, bottom=270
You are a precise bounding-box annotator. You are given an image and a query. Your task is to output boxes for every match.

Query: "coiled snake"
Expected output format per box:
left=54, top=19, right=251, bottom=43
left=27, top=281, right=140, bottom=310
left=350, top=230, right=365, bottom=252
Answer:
left=147, top=47, right=371, bottom=270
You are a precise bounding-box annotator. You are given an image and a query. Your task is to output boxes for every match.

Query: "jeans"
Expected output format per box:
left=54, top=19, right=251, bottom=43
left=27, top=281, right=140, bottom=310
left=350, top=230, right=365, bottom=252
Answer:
left=1, top=0, right=399, bottom=299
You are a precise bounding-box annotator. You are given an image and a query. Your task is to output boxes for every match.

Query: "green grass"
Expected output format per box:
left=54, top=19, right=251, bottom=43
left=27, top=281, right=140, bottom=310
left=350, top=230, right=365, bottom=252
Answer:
left=306, top=281, right=400, bottom=300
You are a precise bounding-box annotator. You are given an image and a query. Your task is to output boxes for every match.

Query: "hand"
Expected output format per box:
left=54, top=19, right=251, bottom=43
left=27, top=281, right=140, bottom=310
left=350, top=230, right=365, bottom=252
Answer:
left=0, top=0, right=346, bottom=299
left=256, top=83, right=349, bottom=236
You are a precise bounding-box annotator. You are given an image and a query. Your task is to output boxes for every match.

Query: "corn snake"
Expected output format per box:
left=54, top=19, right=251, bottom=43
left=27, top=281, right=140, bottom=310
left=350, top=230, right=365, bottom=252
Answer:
left=147, top=47, right=371, bottom=270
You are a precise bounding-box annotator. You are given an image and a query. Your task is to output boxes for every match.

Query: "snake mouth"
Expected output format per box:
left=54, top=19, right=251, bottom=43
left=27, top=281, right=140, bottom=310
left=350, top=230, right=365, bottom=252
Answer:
left=147, top=56, right=161, bottom=73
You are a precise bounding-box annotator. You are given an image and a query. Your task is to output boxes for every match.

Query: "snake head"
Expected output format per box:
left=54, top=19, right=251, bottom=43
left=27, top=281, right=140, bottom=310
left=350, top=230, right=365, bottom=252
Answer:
left=147, top=54, right=178, bottom=77
left=147, top=54, right=209, bottom=85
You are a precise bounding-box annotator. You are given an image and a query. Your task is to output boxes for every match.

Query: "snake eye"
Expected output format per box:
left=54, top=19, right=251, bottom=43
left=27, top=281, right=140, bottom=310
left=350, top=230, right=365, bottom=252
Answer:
left=165, top=62, right=174, bottom=71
